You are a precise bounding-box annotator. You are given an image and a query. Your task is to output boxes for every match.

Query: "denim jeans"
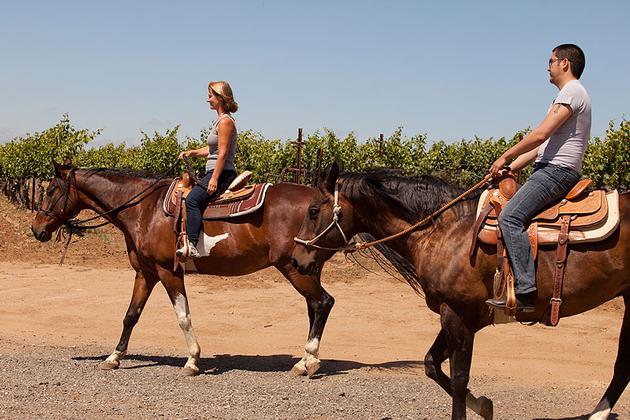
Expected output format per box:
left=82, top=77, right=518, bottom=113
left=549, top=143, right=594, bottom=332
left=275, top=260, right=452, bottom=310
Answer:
left=185, top=169, right=237, bottom=246
left=498, top=163, right=580, bottom=294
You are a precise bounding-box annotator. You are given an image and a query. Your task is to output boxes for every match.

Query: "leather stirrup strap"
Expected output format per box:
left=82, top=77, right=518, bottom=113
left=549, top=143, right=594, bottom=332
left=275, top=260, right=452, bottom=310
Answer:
left=173, top=191, right=183, bottom=234
left=469, top=202, right=494, bottom=262
left=549, top=215, right=571, bottom=326
left=174, top=198, right=188, bottom=271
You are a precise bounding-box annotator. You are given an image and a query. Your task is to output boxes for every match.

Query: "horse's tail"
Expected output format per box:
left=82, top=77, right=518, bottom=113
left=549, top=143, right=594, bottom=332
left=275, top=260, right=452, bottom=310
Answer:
left=354, top=233, right=424, bottom=296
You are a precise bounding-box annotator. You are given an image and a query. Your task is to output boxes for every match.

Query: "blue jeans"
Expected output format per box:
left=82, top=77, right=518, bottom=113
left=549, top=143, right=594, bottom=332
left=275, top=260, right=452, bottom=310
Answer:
left=498, top=163, right=580, bottom=294
left=185, top=169, right=237, bottom=246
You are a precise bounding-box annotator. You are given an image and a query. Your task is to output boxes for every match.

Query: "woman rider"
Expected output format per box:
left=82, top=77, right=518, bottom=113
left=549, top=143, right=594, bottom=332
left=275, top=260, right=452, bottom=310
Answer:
left=177, top=81, right=238, bottom=258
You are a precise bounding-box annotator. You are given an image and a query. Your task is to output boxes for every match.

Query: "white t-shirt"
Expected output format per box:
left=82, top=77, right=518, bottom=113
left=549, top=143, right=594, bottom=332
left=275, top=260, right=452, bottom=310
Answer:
left=536, top=79, right=591, bottom=172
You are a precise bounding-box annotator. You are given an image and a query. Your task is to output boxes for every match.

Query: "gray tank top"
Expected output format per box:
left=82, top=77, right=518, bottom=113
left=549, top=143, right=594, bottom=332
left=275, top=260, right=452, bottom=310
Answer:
left=205, top=114, right=237, bottom=173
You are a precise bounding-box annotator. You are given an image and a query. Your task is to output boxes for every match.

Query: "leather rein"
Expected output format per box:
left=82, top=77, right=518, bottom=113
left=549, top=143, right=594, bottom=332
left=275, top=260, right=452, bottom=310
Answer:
left=41, top=163, right=179, bottom=264
left=294, top=174, right=493, bottom=253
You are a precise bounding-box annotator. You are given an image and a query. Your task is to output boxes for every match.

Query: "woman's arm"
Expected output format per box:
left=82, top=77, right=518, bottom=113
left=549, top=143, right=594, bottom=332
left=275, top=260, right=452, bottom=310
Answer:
left=207, top=118, right=235, bottom=194
left=178, top=146, right=209, bottom=160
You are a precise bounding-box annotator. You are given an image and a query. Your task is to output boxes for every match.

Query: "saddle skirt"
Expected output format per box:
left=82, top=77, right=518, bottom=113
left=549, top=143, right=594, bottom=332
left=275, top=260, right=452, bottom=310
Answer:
left=163, top=170, right=271, bottom=219
left=473, top=184, right=620, bottom=247
left=203, top=182, right=271, bottom=219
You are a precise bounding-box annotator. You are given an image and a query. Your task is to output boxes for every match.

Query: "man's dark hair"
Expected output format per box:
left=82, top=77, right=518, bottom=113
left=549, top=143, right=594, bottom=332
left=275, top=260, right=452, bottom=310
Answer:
left=553, top=44, right=586, bottom=79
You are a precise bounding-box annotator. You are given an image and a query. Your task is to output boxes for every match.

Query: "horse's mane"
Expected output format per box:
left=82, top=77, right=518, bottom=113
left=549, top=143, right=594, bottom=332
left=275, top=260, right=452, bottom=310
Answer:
left=339, top=168, right=482, bottom=295
left=339, top=168, right=478, bottom=222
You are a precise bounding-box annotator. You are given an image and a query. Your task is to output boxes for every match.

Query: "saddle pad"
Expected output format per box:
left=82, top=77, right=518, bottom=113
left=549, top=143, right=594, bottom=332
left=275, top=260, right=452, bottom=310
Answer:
left=203, top=183, right=271, bottom=220
left=476, top=189, right=620, bottom=245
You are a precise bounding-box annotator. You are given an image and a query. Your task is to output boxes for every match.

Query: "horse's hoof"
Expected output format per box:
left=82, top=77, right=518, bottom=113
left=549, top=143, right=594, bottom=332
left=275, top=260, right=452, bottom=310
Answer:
left=291, top=363, right=307, bottom=377
left=181, top=366, right=199, bottom=377
left=305, top=360, right=321, bottom=378
left=99, top=360, right=120, bottom=370
left=478, top=396, right=494, bottom=420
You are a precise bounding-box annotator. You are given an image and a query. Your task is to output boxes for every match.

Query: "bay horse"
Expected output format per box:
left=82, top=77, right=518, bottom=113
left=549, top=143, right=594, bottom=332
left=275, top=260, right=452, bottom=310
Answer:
left=31, top=161, right=336, bottom=376
left=291, top=163, right=629, bottom=420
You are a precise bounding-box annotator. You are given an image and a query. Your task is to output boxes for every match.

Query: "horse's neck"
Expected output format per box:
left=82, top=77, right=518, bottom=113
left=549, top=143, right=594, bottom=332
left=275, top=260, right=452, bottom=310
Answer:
left=359, top=200, right=477, bottom=275
left=75, top=171, right=161, bottom=226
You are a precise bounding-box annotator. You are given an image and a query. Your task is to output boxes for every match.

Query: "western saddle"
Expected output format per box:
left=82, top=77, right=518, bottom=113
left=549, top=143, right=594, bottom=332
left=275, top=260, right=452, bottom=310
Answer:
left=163, top=171, right=271, bottom=267
left=470, top=174, right=620, bottom=326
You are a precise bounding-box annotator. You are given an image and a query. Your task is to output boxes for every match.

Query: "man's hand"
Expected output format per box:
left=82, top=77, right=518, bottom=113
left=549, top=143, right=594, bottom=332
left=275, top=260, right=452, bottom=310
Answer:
left=489, top=155, right=509, bottom=178
left=178, top=151, right=190, bottom=160
left=207, top=178, right=218, bottom=195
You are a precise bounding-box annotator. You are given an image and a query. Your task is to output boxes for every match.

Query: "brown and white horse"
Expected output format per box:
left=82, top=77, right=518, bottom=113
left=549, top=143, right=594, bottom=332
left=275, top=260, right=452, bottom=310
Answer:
left=292, top=163, right=629, bottom=419
left=31, top=161, right=336, bottom=376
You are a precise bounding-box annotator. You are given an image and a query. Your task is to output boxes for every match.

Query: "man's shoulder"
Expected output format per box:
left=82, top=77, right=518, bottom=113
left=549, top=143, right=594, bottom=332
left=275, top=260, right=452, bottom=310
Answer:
left=562, top=80, right=589, bottom=96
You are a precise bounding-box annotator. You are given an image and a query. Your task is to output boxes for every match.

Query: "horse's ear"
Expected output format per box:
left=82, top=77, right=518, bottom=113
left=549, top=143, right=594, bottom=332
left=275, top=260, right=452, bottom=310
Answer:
left=52, top=159, right=63, bottom=177
left=323, top=162, right=341, bottom=193
left=52, top=159, right=72, bottom=177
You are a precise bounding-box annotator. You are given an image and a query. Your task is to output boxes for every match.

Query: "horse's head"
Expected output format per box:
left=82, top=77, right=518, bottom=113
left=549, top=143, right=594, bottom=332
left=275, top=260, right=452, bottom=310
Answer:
left=31, top=160, right=81, bottom=242
left=292, top=162, right=356, bottom=275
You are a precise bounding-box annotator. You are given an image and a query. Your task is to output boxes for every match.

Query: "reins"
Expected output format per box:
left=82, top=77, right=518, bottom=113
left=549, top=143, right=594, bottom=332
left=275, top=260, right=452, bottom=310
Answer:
left=295, top=174, right=493, bottom=253
left=47, top=162, right=180, bottom=264
left=351, top=174, right=493, bottom=251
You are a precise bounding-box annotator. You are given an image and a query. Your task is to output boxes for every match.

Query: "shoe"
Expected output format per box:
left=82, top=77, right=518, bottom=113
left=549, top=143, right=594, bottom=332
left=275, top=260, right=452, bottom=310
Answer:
left=485, top=292, right=536, bottom=313
left=188, top=244, right=200, bottom=259
left=176, top=242, right=201, bottom=259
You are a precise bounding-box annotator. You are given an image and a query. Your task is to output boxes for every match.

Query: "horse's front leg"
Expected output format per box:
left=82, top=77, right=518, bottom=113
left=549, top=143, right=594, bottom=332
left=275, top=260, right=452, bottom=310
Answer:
left=425, top=328, right=493, bottom=420
left=100, top=270, right=158, bottom=370
left=440, top=303, right=477, bottom=420
left=279, top=264, right=335, bottom=378
left=157, top=264, right=201, bottom=376
left=590, top=294, right=630, bottom=420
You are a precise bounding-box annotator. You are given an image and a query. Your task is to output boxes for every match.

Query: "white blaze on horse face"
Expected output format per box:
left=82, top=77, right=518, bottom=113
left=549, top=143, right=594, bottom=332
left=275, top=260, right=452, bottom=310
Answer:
left=197, top=232, right=230, bottom=256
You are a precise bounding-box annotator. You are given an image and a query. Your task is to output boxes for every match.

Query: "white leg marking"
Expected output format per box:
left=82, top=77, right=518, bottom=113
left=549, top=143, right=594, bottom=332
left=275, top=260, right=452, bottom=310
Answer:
left=173, top=293, right=201, bottom=372
left=590, top=407, right=612, bottom=420
left=303, top=338, right=321, bottom=376
left=305, top=338, right=320, bottom=358
left=105, top=350, right=125, bottom=365
left=197, top=232, right=230, bottom=256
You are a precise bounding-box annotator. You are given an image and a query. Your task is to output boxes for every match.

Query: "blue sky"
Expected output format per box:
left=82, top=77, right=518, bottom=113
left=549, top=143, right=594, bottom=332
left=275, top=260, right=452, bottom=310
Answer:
left=1, top=1, right=628, bottom=146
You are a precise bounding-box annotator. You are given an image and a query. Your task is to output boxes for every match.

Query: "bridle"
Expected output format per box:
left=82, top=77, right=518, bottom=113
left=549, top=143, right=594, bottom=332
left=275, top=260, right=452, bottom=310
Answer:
left=37, top=162, right=180, bottom=264
left=294, top=183, right=356, bottom=252
left=39, top=169, right=79, bottom=223
left=294, top=174, right=494, bottom=254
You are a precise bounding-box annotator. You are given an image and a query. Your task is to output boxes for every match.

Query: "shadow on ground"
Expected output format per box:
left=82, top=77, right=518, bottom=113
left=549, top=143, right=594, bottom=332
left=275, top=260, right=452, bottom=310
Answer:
left=73, top=353, right=423, bottom=377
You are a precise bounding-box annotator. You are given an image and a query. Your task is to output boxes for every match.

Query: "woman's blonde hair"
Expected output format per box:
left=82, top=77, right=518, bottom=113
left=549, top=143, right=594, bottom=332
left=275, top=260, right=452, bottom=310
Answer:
left=208, top=81, right=238, bottom=113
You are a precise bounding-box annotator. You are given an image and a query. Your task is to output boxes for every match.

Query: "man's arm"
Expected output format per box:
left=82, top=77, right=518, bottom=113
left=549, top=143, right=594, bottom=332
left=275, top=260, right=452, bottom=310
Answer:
left=489, top=103, right=573, bottom=177
left=509, top=147, right=539, bottom=172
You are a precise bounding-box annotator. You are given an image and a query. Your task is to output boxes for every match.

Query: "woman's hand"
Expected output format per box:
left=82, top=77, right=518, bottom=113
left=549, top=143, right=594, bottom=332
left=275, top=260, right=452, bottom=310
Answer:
left=207, top=178, right=218, bottom=195
left=178, top=150, right=190, bottom=160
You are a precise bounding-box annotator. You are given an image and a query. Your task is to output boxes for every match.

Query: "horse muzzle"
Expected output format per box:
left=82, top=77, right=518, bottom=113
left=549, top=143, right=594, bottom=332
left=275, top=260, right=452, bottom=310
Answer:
left=31, top=225, right=52, bottom=242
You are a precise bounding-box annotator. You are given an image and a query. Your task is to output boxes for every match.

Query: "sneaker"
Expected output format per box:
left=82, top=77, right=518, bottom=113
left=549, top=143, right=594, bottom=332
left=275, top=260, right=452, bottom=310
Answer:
left=175, top=241, right=201, bottom=259
left=188, top=244, right=200, bottom=259
left=485, top=292, right=536, bottom=313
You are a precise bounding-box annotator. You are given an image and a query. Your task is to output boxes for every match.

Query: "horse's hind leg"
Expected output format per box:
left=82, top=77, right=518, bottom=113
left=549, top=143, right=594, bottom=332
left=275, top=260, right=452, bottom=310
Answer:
left=439, top=304, right=494, bottom=420
left=590, top=294, right=630, bottom=420
left=278, top=263, right=334, bottom=378
left=100, top=271, right=158, bottom=370
left=157, top=264, right=201, bottom=376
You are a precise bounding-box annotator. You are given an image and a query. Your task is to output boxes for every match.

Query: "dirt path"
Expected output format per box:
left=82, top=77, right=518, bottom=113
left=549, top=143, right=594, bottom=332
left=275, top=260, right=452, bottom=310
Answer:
left=0, top=262, right=628, bottom=419
left=0, top=198, right=628, bottom=418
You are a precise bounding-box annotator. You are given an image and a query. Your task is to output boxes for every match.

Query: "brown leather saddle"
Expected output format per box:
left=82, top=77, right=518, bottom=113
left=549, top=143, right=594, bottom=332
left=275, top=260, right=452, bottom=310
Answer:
left=163, top=171, right=271, bottom=269
left=470, top=175, right=619, bottom=325
left=163, top=171, right=256, bottom=217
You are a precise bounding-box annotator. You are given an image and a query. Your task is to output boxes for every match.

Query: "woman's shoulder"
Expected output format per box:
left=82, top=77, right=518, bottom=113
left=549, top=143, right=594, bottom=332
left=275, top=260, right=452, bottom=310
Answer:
left=217, top=115, right=236, bottom=130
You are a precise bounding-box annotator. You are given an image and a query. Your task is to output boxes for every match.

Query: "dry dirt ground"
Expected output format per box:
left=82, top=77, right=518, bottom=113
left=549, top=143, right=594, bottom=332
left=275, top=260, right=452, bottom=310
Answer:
left=0, top=196, right=628, bottom=419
